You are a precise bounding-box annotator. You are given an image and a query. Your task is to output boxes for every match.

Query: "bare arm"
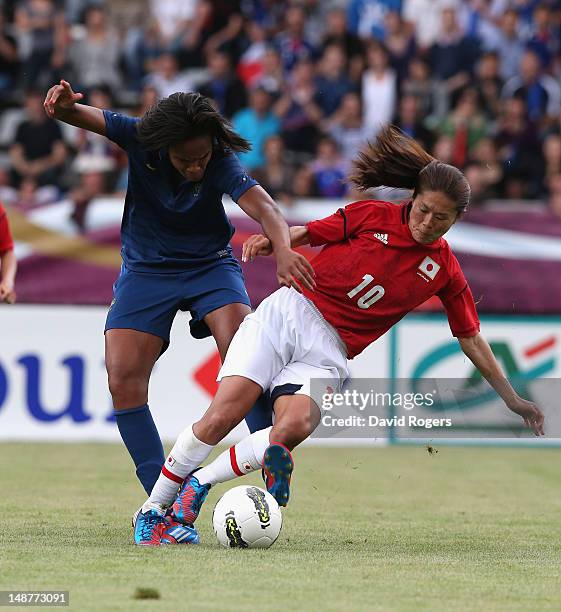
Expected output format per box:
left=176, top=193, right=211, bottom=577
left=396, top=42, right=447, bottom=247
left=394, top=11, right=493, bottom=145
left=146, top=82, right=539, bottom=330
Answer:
left=44, top=80, right=106, bottom=136
left=242, top=226, right=310, bottom=261
left=237, top=186, right=315, bottom=291
left=0, top=249, right=17, bottom=303
left=458, top=333, right=544, bottom=435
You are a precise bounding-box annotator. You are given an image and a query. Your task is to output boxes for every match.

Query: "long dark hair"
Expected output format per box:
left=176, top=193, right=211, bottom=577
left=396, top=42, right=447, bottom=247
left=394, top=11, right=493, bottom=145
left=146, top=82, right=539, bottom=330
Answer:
left=349, top=126, right=471, bottom=214
left=136, top=92, right=251, bottom=153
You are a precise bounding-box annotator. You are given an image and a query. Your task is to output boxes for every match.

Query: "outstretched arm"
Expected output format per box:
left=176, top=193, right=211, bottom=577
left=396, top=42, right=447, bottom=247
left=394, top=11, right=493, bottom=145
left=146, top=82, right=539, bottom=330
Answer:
left=44, top=79, right=106, bottom=136
left=237, top=185, right=315, bottom=291
left=458, top=333, right=544, bottom=435
left=242, top=226, right=310, bottom=261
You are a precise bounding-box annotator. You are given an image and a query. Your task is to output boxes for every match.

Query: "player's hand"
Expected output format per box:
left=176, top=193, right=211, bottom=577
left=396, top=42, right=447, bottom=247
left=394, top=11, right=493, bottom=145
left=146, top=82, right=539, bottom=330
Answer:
left=275, top=246, right=315, bottom=293
left=507, top=397, right=544, bottom=436
left=242, top=234, right=273, bottom=261
left=0, top=281, right=16, bottom=304
left=44, top=80, right=84, bottom=118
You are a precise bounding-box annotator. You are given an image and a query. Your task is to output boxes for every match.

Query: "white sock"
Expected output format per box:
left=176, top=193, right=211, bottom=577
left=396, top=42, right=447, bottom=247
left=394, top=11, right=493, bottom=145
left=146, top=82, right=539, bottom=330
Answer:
left=144, top=425, right=215, bottom=509
left=196, top=427, right=272, bottom=487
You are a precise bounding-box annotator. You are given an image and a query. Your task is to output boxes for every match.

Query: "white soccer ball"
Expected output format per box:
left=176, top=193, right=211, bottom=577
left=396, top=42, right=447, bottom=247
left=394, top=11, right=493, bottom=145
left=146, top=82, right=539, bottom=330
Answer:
left=212, top=485, right=282, bottom=549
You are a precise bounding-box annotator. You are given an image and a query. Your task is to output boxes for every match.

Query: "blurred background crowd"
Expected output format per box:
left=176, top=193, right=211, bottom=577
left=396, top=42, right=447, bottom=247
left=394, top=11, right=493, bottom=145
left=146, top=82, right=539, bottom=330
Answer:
left=1, top=0, right=561, bottom=230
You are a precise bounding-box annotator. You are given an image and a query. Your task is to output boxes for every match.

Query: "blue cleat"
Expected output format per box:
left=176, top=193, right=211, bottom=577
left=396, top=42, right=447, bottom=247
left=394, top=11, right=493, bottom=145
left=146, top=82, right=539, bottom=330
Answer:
left=132, top=507, right=200, bottom=545
left=161, top=519, right=200, bottom=545
left=172, top=474, right=210, bottom=525
left=263, top=443, right=293, bottom=507
left=133, top=508, right=168, bottom=546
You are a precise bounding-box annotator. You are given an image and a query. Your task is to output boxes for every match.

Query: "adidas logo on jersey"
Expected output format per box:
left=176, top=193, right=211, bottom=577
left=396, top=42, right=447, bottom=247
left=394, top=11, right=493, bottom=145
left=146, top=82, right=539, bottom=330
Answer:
left=373, top=232, right=388, bottom=244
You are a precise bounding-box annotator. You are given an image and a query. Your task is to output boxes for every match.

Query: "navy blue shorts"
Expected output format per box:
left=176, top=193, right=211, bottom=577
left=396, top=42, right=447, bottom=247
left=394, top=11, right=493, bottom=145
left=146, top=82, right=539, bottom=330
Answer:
left=105, top=256, right=251, bottom=352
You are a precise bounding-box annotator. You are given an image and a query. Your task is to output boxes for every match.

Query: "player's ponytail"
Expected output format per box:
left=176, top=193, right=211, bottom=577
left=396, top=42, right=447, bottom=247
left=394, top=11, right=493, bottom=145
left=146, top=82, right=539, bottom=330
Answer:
left=349, top=125, right=471, bottom=215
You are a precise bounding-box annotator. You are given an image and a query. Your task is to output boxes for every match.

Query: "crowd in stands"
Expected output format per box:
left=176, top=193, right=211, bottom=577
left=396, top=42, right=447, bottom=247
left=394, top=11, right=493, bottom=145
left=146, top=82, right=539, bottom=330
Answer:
left=1, top=0, right=561, bottom=229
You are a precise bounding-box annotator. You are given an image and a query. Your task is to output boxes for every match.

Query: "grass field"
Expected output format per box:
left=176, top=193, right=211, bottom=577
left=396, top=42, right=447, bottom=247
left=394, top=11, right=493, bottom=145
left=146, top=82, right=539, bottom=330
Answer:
left=1, top=443, right=561, bottom=611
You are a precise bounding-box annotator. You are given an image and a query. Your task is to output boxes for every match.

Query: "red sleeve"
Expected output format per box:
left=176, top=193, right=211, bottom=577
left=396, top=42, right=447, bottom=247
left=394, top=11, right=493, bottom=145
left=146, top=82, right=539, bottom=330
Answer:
left=437, top=252, right=480, bottom=338
left=306, top=200, right=382, bottom=247
left=0, top=204, right=14, bottom=255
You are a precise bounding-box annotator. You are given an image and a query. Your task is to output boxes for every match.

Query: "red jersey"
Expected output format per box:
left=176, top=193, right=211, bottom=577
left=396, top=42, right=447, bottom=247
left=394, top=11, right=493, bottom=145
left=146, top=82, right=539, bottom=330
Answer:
left=0, top=203, right=14, bottom=255
left=302, top=200, right=480, bottom=359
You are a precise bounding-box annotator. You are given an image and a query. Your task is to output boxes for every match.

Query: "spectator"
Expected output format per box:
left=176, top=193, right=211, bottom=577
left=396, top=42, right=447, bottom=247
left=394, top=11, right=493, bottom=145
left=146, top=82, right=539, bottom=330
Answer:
left=69, top=5, right=121, bottom=93
left=291, top=165, right=316, bottom=198
left=502, top=49, right=561, bottom=124
left=135, top=85, right=160, bottom=117
left=320, top=7, right=364, bottom=83
left=495, top=97, right=543, bottom=198
left=429, top=7, right=480, bottom=102
left=0, top=12, right=18, bottom=95
left=347, top=0, right=402, bottom=41
left=403, top=0, right=454, bottom=51
left=202, top=0, right=245, bottom=60
left=252, top=135, right=295, bottom=202
left=199, top=49, right=247, bottom=118
left=309, top=136, right=347, bottom=198
left=324, top=92, right=368, bottom=166
left=14, top=0, right=66, bottom=89
left=232, top=87, right=280, bottom=171
left=402, top=56, right=439, bottom=118
left=461, top=0, right=501, bottom=50
left=314, top=44, right=353, bottom=117
left=273, top=58, right=322, bottom=155
left=362, top=41, right=396, bottom=135
left=526, top=3, right=558, bottom=69
left=237, top=21, right=268, bottom=88
left=274, top=5, right=316, bottom=73
left=0, top=201, right=16, bottom=303
left=255, top=46, right=285, bottom=99
left=149, top=0, right=199, bottom=47
left=9, top=90, right=67, bottom=189
left=466, top=136, right=503, bottom=199
left=394, top=94, right=435, bottom=152
left=143, top=52, right=194, bottom=99
left=475, top=51, right=503, bottom=121
left=432, top=134, right=455, bottom=164
left=384, top=10, right=416, bottom=84
left=123, top=18, right=165, bottom=91
left=489, top=9, right=524, bottom=81
left=174, top=0, right=213, bottom=69
left=438, top=87, right=488, bottom=168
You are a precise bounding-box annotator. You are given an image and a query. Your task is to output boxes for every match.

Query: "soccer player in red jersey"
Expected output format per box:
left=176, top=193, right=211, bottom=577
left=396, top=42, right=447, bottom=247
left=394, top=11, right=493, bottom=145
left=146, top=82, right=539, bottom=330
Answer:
left=135, top=127, right=545, bottom=545
left=0, top=203, right=17, bottom=304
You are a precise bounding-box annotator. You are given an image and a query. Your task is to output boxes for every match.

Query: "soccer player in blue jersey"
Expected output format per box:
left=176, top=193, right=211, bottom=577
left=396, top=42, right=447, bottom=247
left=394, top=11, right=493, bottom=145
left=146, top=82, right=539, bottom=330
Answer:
left=44, top=80, right=313, bottom=542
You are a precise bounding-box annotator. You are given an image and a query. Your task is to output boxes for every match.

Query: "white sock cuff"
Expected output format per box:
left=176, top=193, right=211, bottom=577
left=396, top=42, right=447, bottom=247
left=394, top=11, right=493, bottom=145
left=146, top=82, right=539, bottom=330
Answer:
left=250, top=426, right=272, bottom=467
left=170, top=424, right=215, bottom=467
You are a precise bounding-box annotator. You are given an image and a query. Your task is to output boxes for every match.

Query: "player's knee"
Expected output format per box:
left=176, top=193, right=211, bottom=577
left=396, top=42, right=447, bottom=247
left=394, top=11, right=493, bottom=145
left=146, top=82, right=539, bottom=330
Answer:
left=107, top=367, right=148, bottom=408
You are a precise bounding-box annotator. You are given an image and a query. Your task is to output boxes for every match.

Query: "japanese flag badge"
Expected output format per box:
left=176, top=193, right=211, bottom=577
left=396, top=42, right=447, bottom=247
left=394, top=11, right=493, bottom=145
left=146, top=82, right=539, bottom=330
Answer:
left=417, top=256, right=440, bottom=282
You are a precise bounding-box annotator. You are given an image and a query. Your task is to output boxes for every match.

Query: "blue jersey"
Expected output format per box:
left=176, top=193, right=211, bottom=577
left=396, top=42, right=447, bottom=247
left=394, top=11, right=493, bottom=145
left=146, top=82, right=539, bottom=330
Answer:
left=103, top=110, right=258, bottom=273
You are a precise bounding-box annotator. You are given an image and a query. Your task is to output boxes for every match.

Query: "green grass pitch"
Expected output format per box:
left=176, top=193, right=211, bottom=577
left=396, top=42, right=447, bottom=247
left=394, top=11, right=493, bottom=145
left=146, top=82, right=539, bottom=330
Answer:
left=1, top=443, right=561, bottom=611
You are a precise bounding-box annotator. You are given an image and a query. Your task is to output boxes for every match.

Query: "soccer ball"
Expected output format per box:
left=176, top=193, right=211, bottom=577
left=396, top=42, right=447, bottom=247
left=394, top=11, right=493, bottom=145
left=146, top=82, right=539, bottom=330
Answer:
left=213, top=485, right=282, bottom=549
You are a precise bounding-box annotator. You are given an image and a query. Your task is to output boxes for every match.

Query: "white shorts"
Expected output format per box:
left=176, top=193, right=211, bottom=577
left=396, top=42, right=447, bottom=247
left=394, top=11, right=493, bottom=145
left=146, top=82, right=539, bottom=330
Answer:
left=218, top=287, right=349, bottom=404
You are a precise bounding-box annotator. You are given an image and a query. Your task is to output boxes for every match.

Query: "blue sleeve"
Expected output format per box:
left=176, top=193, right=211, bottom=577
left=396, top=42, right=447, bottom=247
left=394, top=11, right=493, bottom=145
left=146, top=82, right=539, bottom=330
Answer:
left=102, top=110, right=139, bottom=151
left=211, top=153, right=259, bottom=202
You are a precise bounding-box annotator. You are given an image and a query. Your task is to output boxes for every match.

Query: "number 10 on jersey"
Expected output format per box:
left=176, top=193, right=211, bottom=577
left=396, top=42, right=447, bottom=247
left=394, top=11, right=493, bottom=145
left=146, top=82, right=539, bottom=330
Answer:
left=347, top=274, right=385, bottom=309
